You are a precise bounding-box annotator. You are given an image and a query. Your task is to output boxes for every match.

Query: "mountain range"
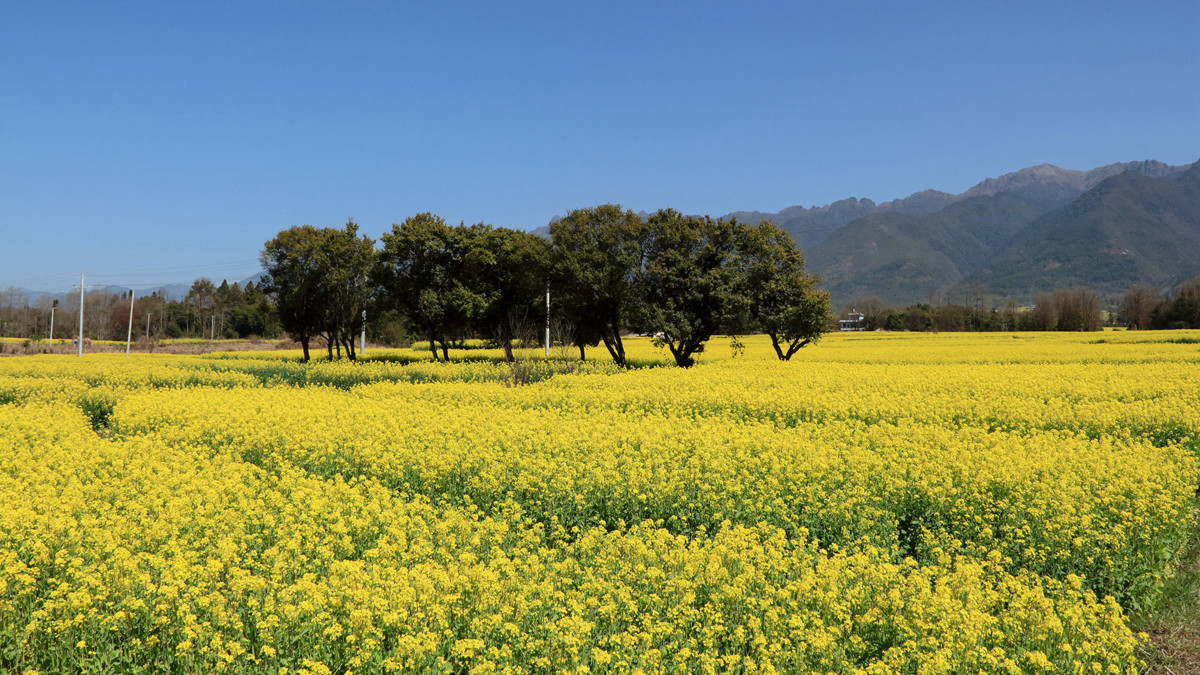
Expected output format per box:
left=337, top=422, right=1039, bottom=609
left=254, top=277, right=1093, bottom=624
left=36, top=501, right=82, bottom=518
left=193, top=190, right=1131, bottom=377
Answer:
left=725, top=159, right=1200, bottom=307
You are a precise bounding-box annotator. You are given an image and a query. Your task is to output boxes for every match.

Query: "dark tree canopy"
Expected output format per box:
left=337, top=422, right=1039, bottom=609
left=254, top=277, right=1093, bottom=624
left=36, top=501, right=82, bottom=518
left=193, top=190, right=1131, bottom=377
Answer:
left=549, top=204, right=643, bottom=366
left=635, top=209, right=740, bottom=368
left=261, top=225, right=328, bottom=361
left=476, top=226, right=552, bottom=362
left=259, top=208, right=839, bottom=366
left=375, top=215, right=501, bottom=361
left=375, top=213, right=456, bottom=361
left=260, top=222, right=374, bottom=362
left=319, top=221, right=375, bottom=361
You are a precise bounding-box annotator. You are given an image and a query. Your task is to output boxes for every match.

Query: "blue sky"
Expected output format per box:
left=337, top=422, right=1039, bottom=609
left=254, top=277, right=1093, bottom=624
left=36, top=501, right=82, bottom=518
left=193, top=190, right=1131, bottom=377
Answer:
left=2, top=1, right=1197, bottom=292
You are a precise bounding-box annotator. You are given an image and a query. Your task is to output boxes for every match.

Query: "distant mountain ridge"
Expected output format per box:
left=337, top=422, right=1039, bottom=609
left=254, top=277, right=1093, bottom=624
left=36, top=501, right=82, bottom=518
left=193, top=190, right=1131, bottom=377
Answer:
left=960, top=160, right=1184, bottom=198
left=722, top=159, right=1197, bottom=306
left=727, top=160, right=1189, bottom=250
left=967, top=162, right=1200, bottom=299
left=725, top=190, right=960, bottom=251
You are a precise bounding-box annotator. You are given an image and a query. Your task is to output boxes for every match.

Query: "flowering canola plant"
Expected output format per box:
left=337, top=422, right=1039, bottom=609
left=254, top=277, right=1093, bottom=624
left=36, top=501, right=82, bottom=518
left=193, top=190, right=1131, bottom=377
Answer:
left=1, top=331, right=1197, bottom=673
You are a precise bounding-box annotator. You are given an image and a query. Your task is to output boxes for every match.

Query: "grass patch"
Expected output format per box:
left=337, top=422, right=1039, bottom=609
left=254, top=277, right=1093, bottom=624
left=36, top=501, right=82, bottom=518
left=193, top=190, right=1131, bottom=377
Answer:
left=1132, top=502, right=1200, bottom=674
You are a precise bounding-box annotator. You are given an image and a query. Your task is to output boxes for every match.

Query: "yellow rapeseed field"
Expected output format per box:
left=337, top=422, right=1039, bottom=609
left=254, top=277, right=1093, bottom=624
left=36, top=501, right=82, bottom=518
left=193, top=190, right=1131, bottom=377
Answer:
left=1, top=331, right=1197, bottom=673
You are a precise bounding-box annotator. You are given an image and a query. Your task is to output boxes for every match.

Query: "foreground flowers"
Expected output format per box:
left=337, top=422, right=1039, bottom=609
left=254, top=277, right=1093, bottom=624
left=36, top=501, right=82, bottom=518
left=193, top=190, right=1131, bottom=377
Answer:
left=2, top=331, right=1197, bottom=673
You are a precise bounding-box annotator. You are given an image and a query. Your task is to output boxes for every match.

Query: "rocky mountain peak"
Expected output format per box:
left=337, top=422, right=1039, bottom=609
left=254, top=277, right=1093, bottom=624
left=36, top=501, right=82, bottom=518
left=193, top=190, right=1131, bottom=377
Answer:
left=961, top=160, right=1189, bottom=199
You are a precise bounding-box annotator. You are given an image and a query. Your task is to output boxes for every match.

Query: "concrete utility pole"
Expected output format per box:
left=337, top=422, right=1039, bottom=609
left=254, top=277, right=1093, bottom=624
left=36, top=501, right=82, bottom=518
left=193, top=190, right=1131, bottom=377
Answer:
left=361, top=309, right=367, bottom=355
left=77, top=272, right=84, bottom=357
left=49, top=305, right=55, bottom=346
left=210, top=315, right=215, bottom=341
left=545, top=282, right=550, bottom=356
left=125, top=290, right=135, bottom=356
left=146, top=313, right=152, bottom=339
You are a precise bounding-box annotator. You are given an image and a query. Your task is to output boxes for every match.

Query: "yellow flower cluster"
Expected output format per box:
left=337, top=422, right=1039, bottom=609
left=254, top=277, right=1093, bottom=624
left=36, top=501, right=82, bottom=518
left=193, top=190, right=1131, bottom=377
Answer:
left=1, top=331, right=1197, bottom=673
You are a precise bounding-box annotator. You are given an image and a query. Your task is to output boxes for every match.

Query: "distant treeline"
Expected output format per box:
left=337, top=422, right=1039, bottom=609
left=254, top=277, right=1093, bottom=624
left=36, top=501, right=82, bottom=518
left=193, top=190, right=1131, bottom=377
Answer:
left=0, top=279, right=278, bottom=344
left=839, top=275, right=1200, bottom=332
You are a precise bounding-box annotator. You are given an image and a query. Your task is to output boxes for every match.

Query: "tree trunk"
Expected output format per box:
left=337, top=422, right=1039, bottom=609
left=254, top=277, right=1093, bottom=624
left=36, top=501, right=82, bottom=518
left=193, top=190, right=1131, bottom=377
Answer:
left=578, top=342, right=585, bottom=361
left=769, top=333, right=786, bottom=361
left=668, top=342, right=694, bottom=368
left=495, top=324, right=516, bottom=363
left=300, top=336, right=311, bottom=363
left=601, top=331, right=627, bottom=368
left=783, top=338, right=811, bottom=360
left=610, top=319, right=627, bottom=366
left=601, top=335, right=620, bottom=364
left=441, top=341, right=449, bottom=362
left=428, top=335, right=439, bottom=362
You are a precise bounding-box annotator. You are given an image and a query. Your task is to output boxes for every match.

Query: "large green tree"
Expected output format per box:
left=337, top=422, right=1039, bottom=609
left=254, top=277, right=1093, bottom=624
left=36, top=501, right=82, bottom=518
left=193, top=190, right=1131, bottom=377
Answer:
left=260, top=225, right=329, bottom=361
left=549, top=205, right=643, bottom=366
left=735, top=221, right=831, bottom=360
left=319, top=221, right=375, bottom=361
left=477, top=227, right=552, bottom=362
left=375, top=214, right=490, bottom=361
left=635, top=210, right=739, bottom=368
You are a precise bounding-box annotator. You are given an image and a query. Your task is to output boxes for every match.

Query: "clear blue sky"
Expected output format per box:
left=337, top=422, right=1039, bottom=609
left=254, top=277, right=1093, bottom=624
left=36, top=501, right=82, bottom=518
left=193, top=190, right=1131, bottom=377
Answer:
left=2, top=1, right=1197, bottom=292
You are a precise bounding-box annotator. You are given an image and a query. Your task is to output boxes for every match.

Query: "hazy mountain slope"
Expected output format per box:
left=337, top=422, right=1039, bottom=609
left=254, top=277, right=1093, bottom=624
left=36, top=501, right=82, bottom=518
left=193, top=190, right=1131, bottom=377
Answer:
left=727, top=197, right=879, bottom=250
left=807, top=215, right=971, bottom=306
left=809, top=192, right=1055, bottom=305
left=725, top=190, right=961, bottom=250
left=805, top=159, right=1195, bottom=306
left=721, top=160, right=1185, bottom=253
left=967, top=162, right=1200, bottom=298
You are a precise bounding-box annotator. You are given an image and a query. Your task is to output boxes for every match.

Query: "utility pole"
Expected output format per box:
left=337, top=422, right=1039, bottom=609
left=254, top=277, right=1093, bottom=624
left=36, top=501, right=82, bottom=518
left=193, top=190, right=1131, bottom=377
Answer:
left=49, top=304, right=55, bottom=346
left=210, top=315, right=215, bottom=341
left=77, top=272, right=84, bottom=357
left=125, top=290, right=135, bottom=356
left=545, top=282, right=550, bottom=357
left=360, top=309, right=366, bottom=355
left=146, top=313, right=152, bottom=339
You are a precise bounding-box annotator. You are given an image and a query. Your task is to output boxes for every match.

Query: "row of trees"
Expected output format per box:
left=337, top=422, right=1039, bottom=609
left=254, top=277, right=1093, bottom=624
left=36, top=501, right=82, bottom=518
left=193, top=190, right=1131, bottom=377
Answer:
left=840, top=288, right=1105, bottom=333
left=842, top=276, right=1200, bottom=333
left=261, top=206, right=832, bottom=367
left=1119, top=276, right=1200, bottom=330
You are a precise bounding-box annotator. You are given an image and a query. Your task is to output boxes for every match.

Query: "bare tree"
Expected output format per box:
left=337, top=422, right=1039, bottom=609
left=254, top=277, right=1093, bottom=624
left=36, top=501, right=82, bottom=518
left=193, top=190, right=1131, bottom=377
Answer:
left=1119, top=285, right=1164, bottom=330
left=1053, top=289, right=1103, bottom=331
left=1031, top=293, right=1058, bottom=331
